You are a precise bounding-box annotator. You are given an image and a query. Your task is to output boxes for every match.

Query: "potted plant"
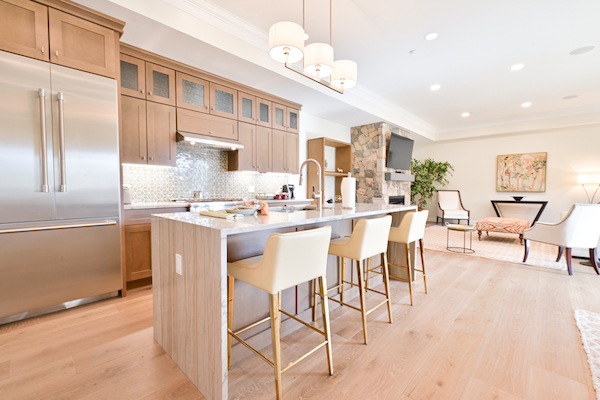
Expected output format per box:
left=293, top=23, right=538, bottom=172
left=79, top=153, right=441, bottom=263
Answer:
left=410, top=158, right=454, bottom=210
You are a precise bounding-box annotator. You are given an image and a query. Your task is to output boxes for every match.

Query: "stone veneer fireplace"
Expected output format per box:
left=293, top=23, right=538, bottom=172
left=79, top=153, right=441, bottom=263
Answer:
left=351, top=122, right=412, bottom=204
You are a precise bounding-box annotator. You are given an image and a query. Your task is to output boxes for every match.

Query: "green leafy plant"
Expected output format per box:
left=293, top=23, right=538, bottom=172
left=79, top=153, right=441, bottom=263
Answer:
left=410, top=158, right=454, bottom=209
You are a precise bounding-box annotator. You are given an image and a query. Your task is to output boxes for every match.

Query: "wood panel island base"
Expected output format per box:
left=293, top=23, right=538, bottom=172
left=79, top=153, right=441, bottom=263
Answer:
left=151, top=204, right=416, bottom=399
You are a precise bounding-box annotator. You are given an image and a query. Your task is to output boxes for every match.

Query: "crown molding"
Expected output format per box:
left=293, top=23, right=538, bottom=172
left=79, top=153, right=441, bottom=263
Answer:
left=162, top=0, right=269, bottom=50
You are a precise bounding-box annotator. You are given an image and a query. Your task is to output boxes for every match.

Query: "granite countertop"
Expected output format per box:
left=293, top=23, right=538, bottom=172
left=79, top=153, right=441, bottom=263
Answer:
left=152, top=204, right=416, bottom=236
left=124, top=202, right=190, bottom=210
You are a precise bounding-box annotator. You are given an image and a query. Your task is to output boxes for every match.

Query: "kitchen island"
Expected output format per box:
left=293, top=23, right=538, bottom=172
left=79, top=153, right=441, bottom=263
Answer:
left=151, top=203, right=417, bottom=400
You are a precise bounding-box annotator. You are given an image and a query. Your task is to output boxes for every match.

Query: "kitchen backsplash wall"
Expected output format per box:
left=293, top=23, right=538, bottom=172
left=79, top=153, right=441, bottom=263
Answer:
left=123, top=142, right=290, bottom=203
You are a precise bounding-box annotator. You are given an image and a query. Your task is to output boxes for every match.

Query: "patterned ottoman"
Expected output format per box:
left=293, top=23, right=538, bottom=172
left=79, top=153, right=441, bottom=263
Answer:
left=475, top=217, right=530, bottom=245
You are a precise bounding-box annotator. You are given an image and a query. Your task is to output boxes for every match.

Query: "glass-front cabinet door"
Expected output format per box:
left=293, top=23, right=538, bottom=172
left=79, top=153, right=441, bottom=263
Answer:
left=146, top=62, right=176, bottom=106
left=209, top=82, right=237, bottom=119
left=176, top=72, right=209, bottom=113
left=273, top=103, right=287, bottom=131
left=120, top=54, right=146, bottom=99
left=287, top=107, right=299, bottom=133
left=256, top=98, right=272, bottom=128
left=238, top=92, right=256, bottom=124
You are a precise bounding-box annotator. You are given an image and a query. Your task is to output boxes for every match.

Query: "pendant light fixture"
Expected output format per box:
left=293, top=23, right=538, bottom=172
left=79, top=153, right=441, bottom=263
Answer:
left=303, top=0, right=334, bottom=78
left=267, top=0, right=356, bottom=94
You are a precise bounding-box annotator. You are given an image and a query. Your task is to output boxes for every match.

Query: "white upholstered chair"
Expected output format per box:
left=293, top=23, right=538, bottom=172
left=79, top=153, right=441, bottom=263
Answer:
left=227, top=226, right=333, bottom=399
left=313, top=216, right=393, bottom=345
left=522, top=204, right=600, bottom=275
left=437, top=190, right=470, bottom=225
left=386, top=210, right=429, bottom=305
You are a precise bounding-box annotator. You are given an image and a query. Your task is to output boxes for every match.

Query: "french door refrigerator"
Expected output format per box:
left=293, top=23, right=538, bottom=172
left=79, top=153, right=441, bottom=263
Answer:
left=0, top=50, right=122, bottom=324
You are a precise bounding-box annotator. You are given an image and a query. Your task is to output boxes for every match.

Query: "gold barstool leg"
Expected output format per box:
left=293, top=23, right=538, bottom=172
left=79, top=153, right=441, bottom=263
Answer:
left=318, top=275, right=334, bottom=375
left=227, top=275, right=234, bottom=370
left=269, top=293, right=283, bottom=399
left=365, top=258, right=370, bottom=290
left=278, top=291, right=283, bottom=331
left=340, top=257, right=345, bottom=304
left=382, top=252, right=393, bottom=323
left=405, top=243, right=414, bottom=306
left=420, top=238, right=427, bottom=293
left=312, top=279, right=318, bottom=322
left=356, top=259, right=368, bottom=344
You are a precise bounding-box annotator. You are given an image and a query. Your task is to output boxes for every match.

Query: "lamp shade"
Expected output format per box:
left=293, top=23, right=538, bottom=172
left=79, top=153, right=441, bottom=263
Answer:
left=331, top=60, right=358, bottom=89
left=303, top=43, right=334, bottom=78
left=269, top=21, right=305, bottom=64
left=577, top=173, right=600, bottom=184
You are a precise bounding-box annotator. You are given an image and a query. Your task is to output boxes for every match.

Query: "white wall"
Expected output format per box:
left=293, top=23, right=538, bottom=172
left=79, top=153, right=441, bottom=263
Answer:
left=413, top=124, right=600, bottom=223
left=288, top=112, right=351, bottom=200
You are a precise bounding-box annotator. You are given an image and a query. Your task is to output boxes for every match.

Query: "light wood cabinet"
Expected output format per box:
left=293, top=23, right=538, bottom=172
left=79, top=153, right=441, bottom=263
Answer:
left=209, top=82, right=237, bottom=119
left=121, top=95, right=147, bottom=164
left=238, top=92, right=256, bottom=124
left=146, top=62, right=176, bottom=106
left=121, top=95, right=176, bottom=167
left=256, top=98, right=272, bottom=128
left=287, top=107, right=300, bottom=133
left=228, top=122, right=271, bottom=172
left=0, top=0, right=49, bottom=61
left=271, top=129, right=286, bottom=173
left=176, top=108, right=238, bottom=141
left=123, top=206, right=187, bottom=285
left=147, top=102, right=177, bottom=167
left=273, top=102, right=287, bottom=131
left=176, top=71, right=209, bottom=113
left=286, top=132, right=299, bottom=174
left=48, top=8, right=117, bottom=79
left=120, top=54, right=145, bottom=99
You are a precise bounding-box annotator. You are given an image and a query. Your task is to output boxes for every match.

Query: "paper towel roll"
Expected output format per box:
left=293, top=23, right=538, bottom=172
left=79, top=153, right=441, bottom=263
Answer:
left=341, top=173, right=356, bottom=209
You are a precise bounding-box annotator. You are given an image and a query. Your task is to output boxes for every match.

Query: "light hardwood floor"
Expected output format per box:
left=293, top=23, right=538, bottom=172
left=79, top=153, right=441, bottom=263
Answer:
left=0, top=249, right=597, bottom=400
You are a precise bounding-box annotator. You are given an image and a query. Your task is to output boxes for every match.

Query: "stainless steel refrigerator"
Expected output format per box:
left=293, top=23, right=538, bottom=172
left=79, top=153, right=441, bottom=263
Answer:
left=0, top=50, right=122, bottom=324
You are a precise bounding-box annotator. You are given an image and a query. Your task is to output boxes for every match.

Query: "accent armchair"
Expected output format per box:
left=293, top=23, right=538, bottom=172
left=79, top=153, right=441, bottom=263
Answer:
left=437, top=190, right=470, bottom=225
left=522, top=204, right=600, bottom=275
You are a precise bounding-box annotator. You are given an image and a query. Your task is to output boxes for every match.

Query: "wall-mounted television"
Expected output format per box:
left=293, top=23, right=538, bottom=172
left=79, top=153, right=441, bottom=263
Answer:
left=386, top=133, right=414, bottom=170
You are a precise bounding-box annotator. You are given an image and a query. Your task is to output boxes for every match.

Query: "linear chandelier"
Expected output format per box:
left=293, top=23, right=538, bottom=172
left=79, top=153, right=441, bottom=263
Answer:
left=268, top=0, right=357, bottom=94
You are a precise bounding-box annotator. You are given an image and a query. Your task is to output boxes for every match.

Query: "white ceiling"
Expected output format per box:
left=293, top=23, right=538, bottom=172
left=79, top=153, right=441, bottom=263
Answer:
left=80, top=0, right=600, bottom=140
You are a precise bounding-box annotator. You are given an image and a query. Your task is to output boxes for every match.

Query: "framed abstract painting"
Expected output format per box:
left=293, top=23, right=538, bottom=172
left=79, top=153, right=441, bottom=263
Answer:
left=496, top=152, right=547, bottom=192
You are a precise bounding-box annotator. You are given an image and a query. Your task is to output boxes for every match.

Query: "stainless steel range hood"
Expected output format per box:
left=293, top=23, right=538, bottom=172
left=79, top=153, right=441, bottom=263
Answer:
left=176, top=131, right=244, bottom=150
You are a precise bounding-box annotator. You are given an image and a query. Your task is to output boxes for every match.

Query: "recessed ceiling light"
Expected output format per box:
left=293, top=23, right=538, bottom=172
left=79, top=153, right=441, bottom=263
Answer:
left=424, top=33, right=438, bottom=41
left=570, top=46, right=595, bottom=55
left=409, top=50, right=416, bottom=54
left=522, top=102, right=532, bottom=107
left=461, top=112, right=470, bottom=117
left=430, top=84, right=441, bottom=91
left=511, top=63, right=524, bottom=71
left=563, top=95, right=579, bottom=100
left=303, top=33, right=309, bottom=40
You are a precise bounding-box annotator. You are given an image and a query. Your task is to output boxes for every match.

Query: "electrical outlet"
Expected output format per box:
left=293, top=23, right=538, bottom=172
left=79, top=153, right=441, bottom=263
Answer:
left=176, top=254, right=182, bottom=275
left=248, top=185, right=255, bottom=193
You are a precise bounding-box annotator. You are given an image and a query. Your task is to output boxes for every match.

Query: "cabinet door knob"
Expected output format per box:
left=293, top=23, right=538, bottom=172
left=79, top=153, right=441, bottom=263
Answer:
left=209, top=131, right=213, bottom=134
left=141, top=156, right=145, bottom=160
left=141, top=90, right=145, bottom=94
left=55, top=50, right=58, bottom=56
left=212, top=108, right=215, bottom=111
left=41, top=47, right=44, bottom=53
left=149, top=157, right=154, bottom=160
left=149, top=92, right=153, bottom=96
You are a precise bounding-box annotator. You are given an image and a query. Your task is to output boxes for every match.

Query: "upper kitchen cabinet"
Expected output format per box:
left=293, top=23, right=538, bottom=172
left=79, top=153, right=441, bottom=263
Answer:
left=0, top=0, right=49, bottom=62
left=272, top=130, right=298, bottom=174
left=228, top=123, right=271, bottom=173
left=121, top=95, right=147, bottom=164
left=238, top=92, right=256, bottom=124
left=147, top=102, right=176, bottom=167
left=273, top=103, right=287, bottom=131
left=120, top=54, right=145, bottom=99
left=286, top=132, right=299, bottom=174
left=176, top=71, right=209, bottom=113
left=209, top=82, right=237, bottom=119
left=146, top=62, right=176, bottom=106
left=177, top=108, right=238, bottom=141
left=287, top=107, right=299, bottom=133
left=256, top=98, right=272, bottom=128
left=48, top=8, right=117, bottom=79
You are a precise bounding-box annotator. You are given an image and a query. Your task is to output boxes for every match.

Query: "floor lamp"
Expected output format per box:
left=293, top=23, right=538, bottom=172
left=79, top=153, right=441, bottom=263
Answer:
left=578, top=173, right=600, bottom=266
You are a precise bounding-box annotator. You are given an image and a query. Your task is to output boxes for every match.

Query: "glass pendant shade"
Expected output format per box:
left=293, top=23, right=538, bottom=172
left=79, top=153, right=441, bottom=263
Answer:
left=269, top=21, right=305, bottom=64
left=331, top=60, right=358, bottom=89
left=303, top=43, right=334, bottom=78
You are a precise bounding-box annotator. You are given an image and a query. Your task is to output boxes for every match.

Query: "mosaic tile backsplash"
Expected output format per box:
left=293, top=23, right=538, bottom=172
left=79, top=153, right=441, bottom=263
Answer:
left=123, top=142, right=291, bottom=203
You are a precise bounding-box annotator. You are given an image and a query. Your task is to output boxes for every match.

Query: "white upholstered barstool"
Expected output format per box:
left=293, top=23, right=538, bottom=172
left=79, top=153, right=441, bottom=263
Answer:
left=227, top=226, right=333, bottom=400
left=383, top=210, right=429, bottom=306
left=313, top=216, right=393, bottom=345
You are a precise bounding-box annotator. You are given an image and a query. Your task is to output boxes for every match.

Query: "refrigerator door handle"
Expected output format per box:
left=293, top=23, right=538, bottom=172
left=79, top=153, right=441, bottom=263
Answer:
left=57, top=92, right=67, bottom=192
left=0, top=220, right=118, bottom=234
left=38, top=89, right=49, bottom=193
